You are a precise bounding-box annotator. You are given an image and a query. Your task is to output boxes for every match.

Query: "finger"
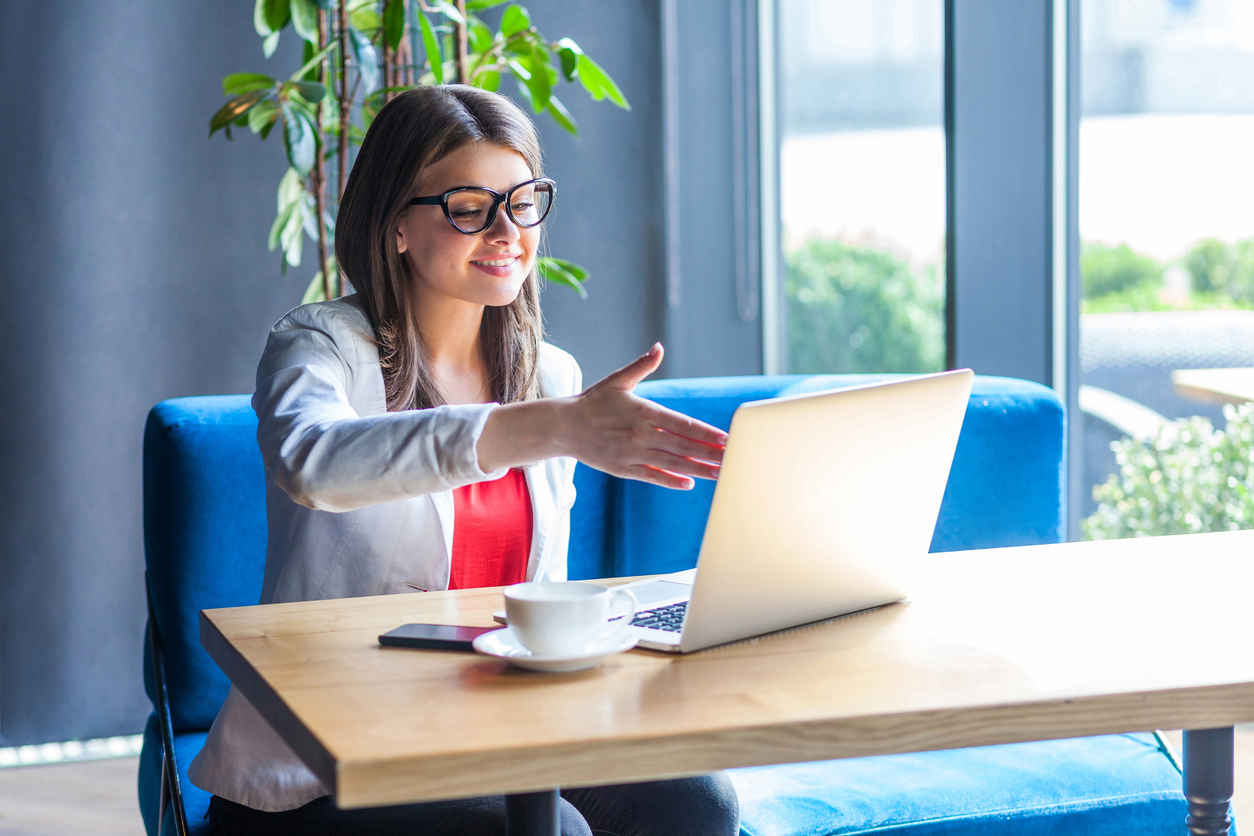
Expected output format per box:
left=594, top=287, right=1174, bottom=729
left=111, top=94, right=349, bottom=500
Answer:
left=637, top=449, right=721, bottom=480
left=627, top=464, right=695, bottom=490
left=650, top=429, right=725, bottom=464
left=600, top=343, right=664, bottom=391
left=647, top=406, right=728, bottom=447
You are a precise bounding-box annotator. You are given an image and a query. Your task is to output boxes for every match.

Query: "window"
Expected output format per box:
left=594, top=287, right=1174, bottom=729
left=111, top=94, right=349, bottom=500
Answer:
left=777, top=0, right=946, bottom=375
left=1079, top=0, right=1254, bottom=538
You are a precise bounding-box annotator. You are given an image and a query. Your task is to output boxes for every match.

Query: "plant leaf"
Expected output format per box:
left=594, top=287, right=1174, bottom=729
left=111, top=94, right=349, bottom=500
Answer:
left=248, top=98, right=280, bottom=134
left=506, top=57, right=530, bottom=81
left=349, top=6, right=379, bottom=31
left=473, top=69, right=500, bottom=91
left=466, top=0, right=509, bottom=10
left=544, top=257, right=588, bottom=281
left=269, top=203, right=295, bottom=251
left=263, top=31, right=281, bottom=58
left=544, top=95, right=577, bottom=134
left=279, top=197, right=304, bottom=254
left=500, top=5, right=531, bottom=37
left=281, top=101, right=316, bottom=174
left=558, top=47, right=579, bottom=81
left=350, top=28, right=381, bottom=94
left=577, top=54, right=630, bottom=110
left=419, top=12, right=443, bottom=84
left=290, top=0, right=318, bottom=42
left=288, top=80, right=326, bottom=102
left=513, top=75, right=534, bottom=109
left=467, top=19, right=493, bottom=53
left=263, top=0, right=291, bottom=34
left=223, top=72, right=275, bottom=95
left=289, top=41, right=334, bottom=82
left=302, top=270, right=328, bottom=304
left=383, top=0, right=405, bottom=50
left=255, top=0, right=273, bottom=36
left=210, top=89, right=269, bottom=136
left=526, top=45, right=551, bottom=112
left=538, top=257, right=588, bottom=298
left=432, top=0, right=465, bottom=25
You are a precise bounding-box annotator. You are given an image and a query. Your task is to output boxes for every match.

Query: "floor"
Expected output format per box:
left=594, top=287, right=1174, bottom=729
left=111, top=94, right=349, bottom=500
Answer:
left=2, top=731, right=1253, bottom=835
left=0, top=756, right=144, bottom=835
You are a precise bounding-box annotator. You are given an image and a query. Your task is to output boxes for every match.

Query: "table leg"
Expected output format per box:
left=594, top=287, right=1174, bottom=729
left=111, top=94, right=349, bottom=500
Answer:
left=1183, top=727, right=1234, bottom=835
left=505, top=789, right=560, bottom=836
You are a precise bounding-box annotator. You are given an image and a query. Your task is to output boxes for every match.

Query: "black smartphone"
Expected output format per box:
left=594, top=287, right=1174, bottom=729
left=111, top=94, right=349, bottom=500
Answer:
left=378, top=623, right=498, bottom=651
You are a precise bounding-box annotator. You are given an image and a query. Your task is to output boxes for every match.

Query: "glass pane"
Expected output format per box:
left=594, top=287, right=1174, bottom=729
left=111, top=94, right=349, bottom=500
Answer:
left=1080, top=0, right=1254, bottom=538
left=778, top=0, right=946, bottom=374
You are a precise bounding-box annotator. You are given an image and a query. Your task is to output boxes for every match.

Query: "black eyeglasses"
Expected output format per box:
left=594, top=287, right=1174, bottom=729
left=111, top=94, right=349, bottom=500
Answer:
left=408, top=178, right=556, bottom=234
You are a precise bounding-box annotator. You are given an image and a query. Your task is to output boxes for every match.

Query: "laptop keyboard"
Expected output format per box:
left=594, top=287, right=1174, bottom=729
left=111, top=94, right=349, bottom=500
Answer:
left=630, top=601, right=688, bottom=633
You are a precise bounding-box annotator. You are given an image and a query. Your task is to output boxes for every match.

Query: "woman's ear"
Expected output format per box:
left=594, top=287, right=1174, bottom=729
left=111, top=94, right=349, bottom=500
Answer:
left=396, top=225, right=408, bottom=255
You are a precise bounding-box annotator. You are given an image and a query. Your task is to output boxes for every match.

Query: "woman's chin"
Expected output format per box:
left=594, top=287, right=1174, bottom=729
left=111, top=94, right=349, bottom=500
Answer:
left=474, top=280, right=526, bottom=308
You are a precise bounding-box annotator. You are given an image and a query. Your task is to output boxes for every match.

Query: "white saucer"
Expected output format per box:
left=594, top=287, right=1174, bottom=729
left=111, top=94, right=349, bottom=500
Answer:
left=472, top=626, right=638, bottom=672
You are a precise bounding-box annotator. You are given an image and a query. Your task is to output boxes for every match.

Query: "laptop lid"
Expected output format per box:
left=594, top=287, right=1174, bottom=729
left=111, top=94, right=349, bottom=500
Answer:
left=677, top=369, right=974, bottom=653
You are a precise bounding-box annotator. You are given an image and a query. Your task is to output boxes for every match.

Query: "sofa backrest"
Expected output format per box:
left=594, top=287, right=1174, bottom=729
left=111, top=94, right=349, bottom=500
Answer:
left=143, top=374, right=1064, bottom=731
left=143, top=397, right=268, bottom=732
left=568, top=374, right=1066, bottom=578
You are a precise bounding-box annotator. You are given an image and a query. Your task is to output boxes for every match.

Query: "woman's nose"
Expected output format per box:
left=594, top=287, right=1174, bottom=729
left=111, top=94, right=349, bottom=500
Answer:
left=484, top=205, right=521, bottom=243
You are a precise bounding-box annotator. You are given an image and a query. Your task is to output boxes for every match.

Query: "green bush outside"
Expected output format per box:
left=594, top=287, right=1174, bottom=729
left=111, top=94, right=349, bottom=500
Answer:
left=1081, top=285, right=1249, bottom=314
left=1082, top=238, right=1254, bottom=312
left=1084, top=403, right=1254, bottom=539
left=1182, top=237, right=1254, bottom=304
left=1081, top=242, right=1162, bottom=299
left=785, top=238, right=944, bottom=374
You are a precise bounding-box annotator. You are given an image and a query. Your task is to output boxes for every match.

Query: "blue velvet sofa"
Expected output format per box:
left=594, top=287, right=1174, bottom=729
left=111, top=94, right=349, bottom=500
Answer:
left=139, top=374, right=1188, bottom=836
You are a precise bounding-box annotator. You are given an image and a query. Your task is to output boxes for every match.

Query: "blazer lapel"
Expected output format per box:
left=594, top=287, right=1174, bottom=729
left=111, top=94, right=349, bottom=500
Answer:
left=525, top=463, right=553, bottom=581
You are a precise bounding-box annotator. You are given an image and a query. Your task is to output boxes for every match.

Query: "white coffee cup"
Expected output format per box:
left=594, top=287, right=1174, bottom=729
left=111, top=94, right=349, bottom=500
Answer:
left=504, top=582, right=638, bottom=656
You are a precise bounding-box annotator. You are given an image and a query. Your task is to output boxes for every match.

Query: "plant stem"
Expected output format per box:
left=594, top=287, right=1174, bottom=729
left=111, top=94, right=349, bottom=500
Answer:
left=453, top=0, right=468, bottom=83
left=381, top=6, right=392, bottom=96
left=315, top=8, right=332, bottom=300
left=338, top=0, right=349, bottom=201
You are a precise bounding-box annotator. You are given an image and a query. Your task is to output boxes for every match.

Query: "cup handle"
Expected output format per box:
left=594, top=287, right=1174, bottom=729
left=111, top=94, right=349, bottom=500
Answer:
left=603, top=588, right=638, bottom=640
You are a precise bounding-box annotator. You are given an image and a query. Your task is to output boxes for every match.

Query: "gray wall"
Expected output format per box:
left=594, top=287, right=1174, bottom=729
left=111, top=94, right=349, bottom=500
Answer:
left=0, top=3, right=316, bottom=744
left=0, top=1, right=760, bottom=744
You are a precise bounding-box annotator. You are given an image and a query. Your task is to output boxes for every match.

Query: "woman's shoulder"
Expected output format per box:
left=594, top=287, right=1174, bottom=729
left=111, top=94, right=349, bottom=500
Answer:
left=273, top=294, right=373, bottom=341
left=265, top=295, right=377, bottom=365
left=537, top=341, right=582, bottom=398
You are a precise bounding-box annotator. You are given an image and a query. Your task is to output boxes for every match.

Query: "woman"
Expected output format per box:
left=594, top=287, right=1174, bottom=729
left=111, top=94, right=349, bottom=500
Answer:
left=189, top=85, right=739, bottom=835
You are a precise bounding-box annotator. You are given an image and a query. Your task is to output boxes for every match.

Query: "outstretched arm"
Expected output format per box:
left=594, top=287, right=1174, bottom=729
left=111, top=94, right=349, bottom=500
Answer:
left=477, top=343, right=726, bottom=490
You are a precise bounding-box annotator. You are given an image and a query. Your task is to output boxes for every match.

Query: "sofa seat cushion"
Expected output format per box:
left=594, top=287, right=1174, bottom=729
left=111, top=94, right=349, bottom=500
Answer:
left=730, top=734, right=1186, bottom=836
left=138, top=713, right=212, bottom=836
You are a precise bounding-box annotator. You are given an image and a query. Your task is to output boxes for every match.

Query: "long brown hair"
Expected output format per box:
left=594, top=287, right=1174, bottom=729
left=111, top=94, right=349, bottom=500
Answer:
left=336, top=85, right=545, bottom=412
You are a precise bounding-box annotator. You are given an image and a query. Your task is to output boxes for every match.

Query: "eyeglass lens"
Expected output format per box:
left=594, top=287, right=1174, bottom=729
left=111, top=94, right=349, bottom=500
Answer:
left=446, top=182, right=553, bottom=233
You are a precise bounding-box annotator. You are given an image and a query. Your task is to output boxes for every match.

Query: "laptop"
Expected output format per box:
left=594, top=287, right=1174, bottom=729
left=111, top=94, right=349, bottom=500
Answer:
left=495, top=370, right=974, bottom=652
left=623, top=369, right=973, bottom=652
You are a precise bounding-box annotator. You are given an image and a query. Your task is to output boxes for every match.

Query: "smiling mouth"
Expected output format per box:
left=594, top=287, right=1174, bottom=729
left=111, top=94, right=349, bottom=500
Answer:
left=471, top=256, right=520, bottom=267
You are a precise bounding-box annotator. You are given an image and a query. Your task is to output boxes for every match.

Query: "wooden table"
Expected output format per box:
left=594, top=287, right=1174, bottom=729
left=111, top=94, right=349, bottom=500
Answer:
left=201, top=530, right=1254, bottom=835
left=1172, top=367, right=1254, bottom=405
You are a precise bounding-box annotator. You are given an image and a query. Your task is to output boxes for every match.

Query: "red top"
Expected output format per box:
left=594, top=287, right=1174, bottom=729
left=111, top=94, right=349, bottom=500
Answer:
left=448, top=468, right=533, bottom=590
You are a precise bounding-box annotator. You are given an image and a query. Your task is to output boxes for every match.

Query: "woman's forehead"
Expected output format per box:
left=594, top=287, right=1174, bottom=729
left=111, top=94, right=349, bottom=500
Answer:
left=414, top=142, right=534, bottom=193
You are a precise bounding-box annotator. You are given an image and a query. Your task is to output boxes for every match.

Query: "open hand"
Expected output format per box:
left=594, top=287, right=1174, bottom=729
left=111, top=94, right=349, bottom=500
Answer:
left=561, top=343, right=727, bottom=489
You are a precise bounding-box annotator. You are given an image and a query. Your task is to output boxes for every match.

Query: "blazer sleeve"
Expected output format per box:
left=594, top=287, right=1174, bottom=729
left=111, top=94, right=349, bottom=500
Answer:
left=251, top=306, right=507, bottom=513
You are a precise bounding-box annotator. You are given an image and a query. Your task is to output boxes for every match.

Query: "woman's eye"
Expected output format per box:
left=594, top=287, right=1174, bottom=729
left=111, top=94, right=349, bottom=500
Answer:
left=511, top=200, right=535, bottom=212
left=452, top=208, right=484, bottom=219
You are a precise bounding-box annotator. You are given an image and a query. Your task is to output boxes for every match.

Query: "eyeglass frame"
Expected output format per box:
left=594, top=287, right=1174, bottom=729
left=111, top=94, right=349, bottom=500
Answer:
left=407, top=177, right=557, bottom=235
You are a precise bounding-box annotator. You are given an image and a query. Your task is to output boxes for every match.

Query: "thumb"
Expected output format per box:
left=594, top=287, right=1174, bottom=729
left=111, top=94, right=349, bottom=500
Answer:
left=606, top=343, right=663, bottom=391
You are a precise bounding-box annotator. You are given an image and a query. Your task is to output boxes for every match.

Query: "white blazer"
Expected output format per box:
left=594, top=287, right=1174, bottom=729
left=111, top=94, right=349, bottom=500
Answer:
left=188, top=294, right=583, bottom=811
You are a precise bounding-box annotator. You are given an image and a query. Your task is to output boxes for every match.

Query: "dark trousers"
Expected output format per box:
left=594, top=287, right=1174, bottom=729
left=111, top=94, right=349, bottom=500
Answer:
left=208, top=772, right=739, bottom=836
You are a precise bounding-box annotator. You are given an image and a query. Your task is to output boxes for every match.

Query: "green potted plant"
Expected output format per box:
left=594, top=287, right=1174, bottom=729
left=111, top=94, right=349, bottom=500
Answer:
left=1084, top=402, right=1254, bottom=539
left=211, top=0, right=629, bottom=302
